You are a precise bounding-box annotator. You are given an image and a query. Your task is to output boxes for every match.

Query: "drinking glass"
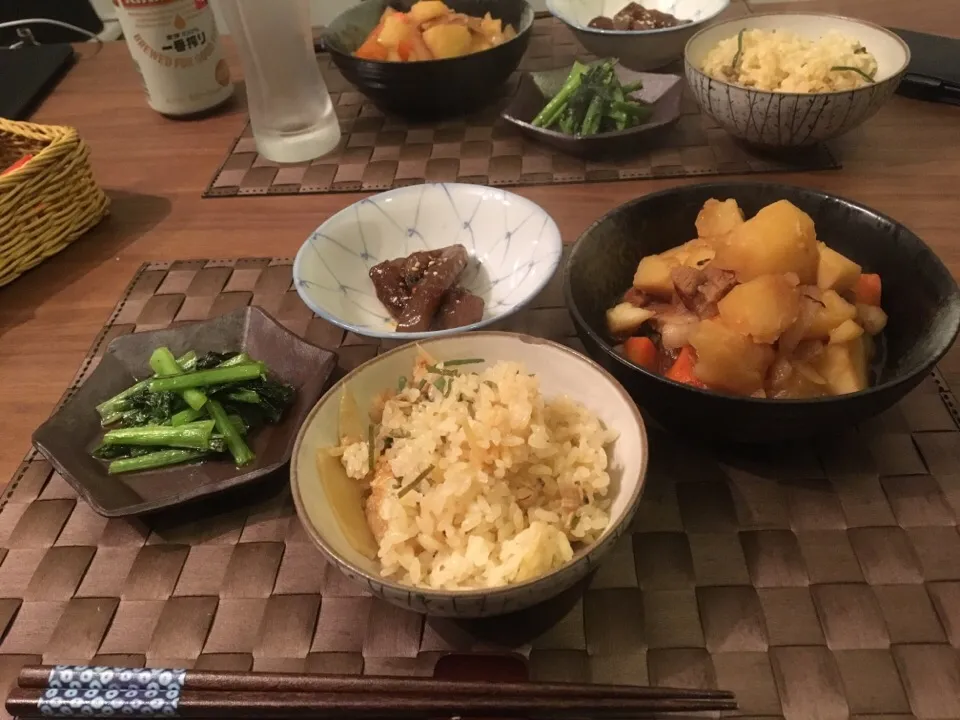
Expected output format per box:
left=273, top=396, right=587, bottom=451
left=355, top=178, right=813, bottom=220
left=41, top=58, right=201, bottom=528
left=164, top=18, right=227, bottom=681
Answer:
left=215, top=0, right=341, bottom=163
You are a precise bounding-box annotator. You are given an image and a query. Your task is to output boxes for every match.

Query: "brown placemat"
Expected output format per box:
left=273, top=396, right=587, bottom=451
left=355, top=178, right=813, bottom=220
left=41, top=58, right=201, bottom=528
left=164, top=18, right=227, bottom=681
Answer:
left=3, top=256, right=960, bottom=720
left=204, top=17, right=840, bottom=197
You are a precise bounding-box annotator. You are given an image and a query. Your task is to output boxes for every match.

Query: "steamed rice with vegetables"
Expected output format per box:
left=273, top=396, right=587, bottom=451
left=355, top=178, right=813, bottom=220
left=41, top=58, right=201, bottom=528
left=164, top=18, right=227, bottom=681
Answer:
left=325, top=352, right=617, bottom=590
left=701, top=28, right=878, bottom=92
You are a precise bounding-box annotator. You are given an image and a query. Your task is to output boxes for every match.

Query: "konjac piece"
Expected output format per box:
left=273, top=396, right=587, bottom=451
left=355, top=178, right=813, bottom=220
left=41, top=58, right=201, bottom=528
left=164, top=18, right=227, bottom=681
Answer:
left=369, top=244, right=483, bottom=333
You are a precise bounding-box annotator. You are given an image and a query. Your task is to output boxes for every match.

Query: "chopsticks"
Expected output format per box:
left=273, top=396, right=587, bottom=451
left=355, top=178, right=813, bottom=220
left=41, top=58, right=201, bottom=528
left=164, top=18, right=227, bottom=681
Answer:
left=9, top=665, right=738, bottom=718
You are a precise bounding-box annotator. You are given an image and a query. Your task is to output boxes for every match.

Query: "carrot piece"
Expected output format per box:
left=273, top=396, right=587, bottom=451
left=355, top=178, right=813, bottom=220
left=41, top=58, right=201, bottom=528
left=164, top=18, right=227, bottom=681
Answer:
left=405, top=28, right=433, bottom=61
left=356, top=42, right=389, bottom=60
left=354, top=19, right=389, bottom=60
left=853, top=273, right=882, bottom=306
left=624, top=336, right=658, bottom=372
left=665, top=345, right=706, bottom=388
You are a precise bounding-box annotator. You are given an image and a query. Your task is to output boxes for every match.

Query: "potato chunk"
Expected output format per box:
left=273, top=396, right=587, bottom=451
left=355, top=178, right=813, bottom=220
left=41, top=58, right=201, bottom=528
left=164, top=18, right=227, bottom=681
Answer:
left=689, top=318, right=775, bottom=396
left=662, top=238, right=717, bottom=269
left=815, top=335, right=871, bottom=395
left=717, top=274, right=800, bottom=344
left=713, top=200, right=820, bottom=284
left=422, top=23, right=472, bottom=58
left=632, top=254, right=678, bottom=297
left=829, top=319, right=864, bottom=345
left=804, top=289, right=857, bottom=339
left=695, top=198, right=745, bottom=239
left=817, top=243, right=861, bottom=292
left=407, top=0, right=450, bottom=26
left=607, top=302, right=655, bottom=336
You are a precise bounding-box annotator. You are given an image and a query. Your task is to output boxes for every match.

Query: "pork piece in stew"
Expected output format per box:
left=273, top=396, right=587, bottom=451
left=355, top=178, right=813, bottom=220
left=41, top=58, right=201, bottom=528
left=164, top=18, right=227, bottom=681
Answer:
left=588, top=2, right=691, bottom=31
left=369, top=245, right=485, bottom=332
left=606, top=198, right=889, bottom=399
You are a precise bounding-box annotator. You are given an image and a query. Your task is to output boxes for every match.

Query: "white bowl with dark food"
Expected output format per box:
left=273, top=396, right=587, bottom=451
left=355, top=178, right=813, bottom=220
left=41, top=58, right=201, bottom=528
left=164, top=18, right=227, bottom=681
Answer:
left=290, top=332, right=648, bottom=617
left=293, top=183, right=563, bottom=341
left=546, top=0, right=730, bottom=71
left=684, top=13, right=910, bottom=147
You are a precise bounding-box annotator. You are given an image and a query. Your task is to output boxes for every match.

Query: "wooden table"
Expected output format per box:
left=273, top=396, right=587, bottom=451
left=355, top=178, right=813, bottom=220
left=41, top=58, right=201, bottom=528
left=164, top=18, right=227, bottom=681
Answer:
left=0, top=0, right=957, bottom=486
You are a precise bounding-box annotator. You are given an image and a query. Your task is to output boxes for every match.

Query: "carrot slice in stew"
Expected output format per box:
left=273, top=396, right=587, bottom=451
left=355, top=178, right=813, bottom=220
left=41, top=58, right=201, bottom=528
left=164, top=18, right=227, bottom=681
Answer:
left=624, top=336, right=658, bottom=372
left=853, top=273, right=882, bottom=306
left=355, top=18, right=389, bottom=60
left=665, top=345, right=706, bottom=388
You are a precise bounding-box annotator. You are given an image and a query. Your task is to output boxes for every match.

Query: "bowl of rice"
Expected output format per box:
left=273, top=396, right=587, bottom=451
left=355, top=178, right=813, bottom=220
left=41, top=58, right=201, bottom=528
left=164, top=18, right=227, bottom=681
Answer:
left=290, top=332, right=648, bottom=617
left=684, top=13, right=910, bottom=147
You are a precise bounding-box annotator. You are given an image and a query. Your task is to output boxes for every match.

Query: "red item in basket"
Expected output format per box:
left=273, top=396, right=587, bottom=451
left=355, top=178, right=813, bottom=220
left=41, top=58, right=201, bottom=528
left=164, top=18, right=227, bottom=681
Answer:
left=1, top=154, right=33, bottom=176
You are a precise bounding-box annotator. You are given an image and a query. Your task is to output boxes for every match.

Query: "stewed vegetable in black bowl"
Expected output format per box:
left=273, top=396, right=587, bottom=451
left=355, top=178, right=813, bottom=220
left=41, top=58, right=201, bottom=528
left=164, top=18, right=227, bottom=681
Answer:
left=564, top=182, right=960, bottom=443
left=322, top=0, right=534, bottom=118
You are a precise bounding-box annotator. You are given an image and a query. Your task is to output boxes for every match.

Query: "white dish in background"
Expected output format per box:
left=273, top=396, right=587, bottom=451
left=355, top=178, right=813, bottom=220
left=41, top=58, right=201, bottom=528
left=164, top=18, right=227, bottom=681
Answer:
left=290, top=332, right=649, bottom=618
left=293, top=183, right=563, bottom=340
left=547, top=0, right=730, bottom=70
left=684, top=13, right=910, bottom=147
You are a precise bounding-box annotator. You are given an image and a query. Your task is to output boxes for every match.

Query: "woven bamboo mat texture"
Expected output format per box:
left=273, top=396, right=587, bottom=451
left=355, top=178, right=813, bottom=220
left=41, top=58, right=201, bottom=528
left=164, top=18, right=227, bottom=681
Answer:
left=4, top=257, right=960, bottom=720
left=204, top=17, right=840, bottom=198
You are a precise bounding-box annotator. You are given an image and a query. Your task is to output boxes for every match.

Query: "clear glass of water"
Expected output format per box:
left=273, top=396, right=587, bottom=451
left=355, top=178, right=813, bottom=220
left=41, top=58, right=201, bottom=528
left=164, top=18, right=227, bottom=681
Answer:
left=215, top=0, right=341, bottom=163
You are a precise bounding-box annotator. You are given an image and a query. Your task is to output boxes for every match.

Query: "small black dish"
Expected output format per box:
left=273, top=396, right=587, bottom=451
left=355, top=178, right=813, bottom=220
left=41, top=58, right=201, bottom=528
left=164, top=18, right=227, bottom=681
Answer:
left=501, top=64, right=683, bottom=160
left=32, top=307, right=337, bottom=517
left=322, top=0, right=534, bottom=119
left=564, top=182, right=960, bottom=443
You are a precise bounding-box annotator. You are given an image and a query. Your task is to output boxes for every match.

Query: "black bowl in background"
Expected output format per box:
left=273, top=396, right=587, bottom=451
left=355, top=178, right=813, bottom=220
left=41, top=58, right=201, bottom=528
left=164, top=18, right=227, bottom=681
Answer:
left=322, top=0, right=534, bottom=119
left=564, top=182, right=960, bottom=443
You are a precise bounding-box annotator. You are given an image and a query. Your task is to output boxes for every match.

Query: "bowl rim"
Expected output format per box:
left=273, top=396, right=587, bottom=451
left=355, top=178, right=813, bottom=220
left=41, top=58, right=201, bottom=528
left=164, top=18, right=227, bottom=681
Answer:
left=546, top=0, right=731, bottom=36
left=321, top=0, right=536, bottom=66
left=289, top=330, right=650, bottom=598
left=292, top=182, right=564, bottom=341
left=501, top=66, right=684, bottom=141
left=683, top=11, right=912, bottom=95
left=563, top=180, right=960, bottom=406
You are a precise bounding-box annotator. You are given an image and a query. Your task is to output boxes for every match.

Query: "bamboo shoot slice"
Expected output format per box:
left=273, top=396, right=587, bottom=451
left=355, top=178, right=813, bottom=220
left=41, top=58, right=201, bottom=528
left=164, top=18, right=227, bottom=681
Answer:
left=315, top=448, right=378, bottom=560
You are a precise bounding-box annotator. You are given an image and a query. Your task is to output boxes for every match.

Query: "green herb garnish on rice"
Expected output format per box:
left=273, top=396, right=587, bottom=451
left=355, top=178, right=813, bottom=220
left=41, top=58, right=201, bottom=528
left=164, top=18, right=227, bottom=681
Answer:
left=830, top=65, right=875, bottom=83
left=397, top=465, right=434, bottom=497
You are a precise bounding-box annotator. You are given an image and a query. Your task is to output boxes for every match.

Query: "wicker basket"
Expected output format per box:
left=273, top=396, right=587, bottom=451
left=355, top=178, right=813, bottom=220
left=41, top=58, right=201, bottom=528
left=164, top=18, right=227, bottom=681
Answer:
left=0, top=118, right=110, bottom=288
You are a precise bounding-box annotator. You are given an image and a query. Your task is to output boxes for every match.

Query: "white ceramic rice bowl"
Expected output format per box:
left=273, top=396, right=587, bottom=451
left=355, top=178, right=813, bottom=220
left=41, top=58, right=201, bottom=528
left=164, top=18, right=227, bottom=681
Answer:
left=290, top=332, right=648, bottom=618
left=293, top=183, right=562, bottom=341
left=547, top=0, right=730, bottom=71
left=684, top=13, right=910, bottom=147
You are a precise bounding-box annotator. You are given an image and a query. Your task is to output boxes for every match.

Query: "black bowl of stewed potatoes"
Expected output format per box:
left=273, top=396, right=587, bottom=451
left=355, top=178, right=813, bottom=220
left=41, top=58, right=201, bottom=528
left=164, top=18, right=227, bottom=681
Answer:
left=563, top=181, right=960, bottom=443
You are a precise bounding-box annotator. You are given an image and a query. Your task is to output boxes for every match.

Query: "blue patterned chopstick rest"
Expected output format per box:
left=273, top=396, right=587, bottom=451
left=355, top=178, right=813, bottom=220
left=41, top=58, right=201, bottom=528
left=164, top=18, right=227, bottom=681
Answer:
left=38, top=688, right=181, bottom=717
left=39, top=667, right=186, bottom=717
left=46, top=667, right=186, bottom=692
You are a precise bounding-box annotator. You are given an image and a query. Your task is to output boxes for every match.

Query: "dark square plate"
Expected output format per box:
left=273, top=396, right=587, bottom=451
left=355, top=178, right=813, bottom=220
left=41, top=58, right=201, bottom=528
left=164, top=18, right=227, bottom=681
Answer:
left=501, top=64, right=683, bottom=160
left=32, top=307, right=337, bottom=517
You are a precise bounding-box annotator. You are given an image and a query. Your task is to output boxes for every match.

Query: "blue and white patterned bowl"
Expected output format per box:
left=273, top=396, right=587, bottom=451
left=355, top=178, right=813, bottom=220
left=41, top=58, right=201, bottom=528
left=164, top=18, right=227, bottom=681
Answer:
left=546, top=0, right=730, bottom=71
left=293, top=183, right=563, bottom=340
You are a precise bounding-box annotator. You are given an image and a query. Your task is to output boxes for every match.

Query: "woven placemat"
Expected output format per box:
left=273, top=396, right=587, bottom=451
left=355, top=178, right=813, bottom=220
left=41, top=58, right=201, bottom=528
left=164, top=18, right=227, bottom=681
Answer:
left=204, top=18, right=840, bottom=197
left=3, top=257, right=960, bottom=720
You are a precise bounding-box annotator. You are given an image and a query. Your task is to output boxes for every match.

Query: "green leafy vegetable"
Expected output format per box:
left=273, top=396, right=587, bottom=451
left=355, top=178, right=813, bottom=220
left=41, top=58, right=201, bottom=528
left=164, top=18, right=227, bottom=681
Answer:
left=397, top=465, right=434, bottom=498
left=91, top=346, right=294, bottom=474
left=533, top=59, right=654, bottom=137
left=107, top=449, right=210, bottom=475
left=830, top=66, right=875, bottom=83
